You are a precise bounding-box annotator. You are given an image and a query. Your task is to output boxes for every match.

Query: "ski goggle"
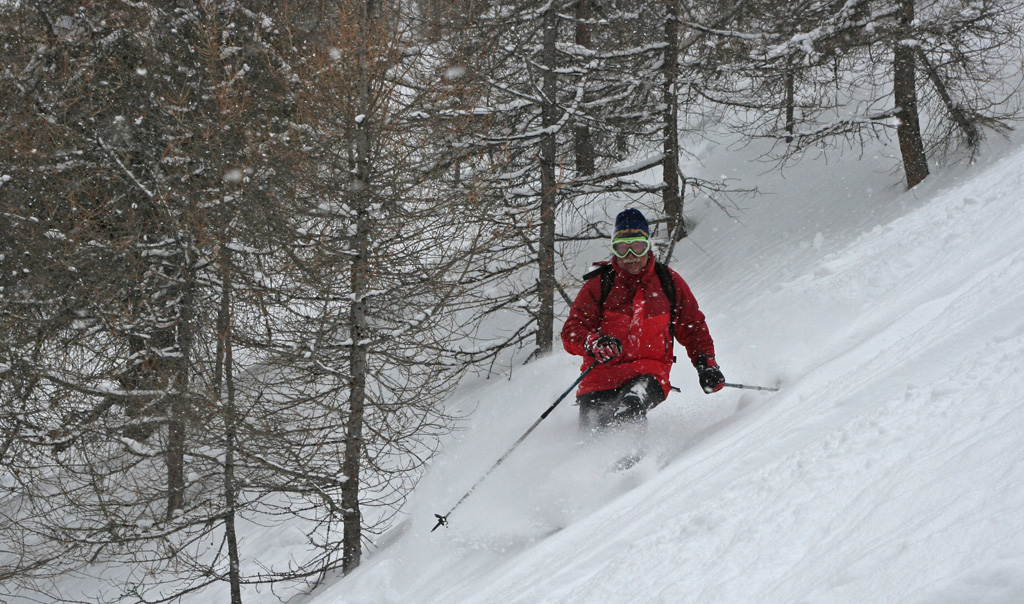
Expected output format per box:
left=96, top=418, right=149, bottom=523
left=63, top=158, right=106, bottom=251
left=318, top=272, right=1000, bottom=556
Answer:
left=611, top=236, right=650, bottom=258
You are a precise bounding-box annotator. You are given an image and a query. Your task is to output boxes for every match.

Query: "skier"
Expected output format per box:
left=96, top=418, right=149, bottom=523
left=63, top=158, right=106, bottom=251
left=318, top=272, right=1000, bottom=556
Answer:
left=561, top=208, right=725, bottom=432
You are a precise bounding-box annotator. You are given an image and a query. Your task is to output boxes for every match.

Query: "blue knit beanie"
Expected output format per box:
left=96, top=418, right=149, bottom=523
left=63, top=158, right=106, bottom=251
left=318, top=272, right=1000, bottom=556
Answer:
left=613, top=208, right=650, bottom=239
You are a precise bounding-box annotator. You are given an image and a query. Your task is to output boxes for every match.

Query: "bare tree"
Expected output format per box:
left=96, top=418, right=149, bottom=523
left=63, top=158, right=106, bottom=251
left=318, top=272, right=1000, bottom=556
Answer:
left=2, top=0, right=471, bottom=599
left=262, top=0, right=488, bottom=576
left=438, top=0, right=687, bottom=362
left=715, top=0, right=1023, bottom=187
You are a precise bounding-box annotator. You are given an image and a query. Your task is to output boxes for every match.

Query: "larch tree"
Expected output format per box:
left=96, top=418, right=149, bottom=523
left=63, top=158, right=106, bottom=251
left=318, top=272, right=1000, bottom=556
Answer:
left=444, top=0, right=683, bottom=363
left=0, top=1, right=315, bottom=601
left=266, top=0, right=488, bottom=575
left=2, top=0, right=477, bottom=599
left=724, top=0, right=1024, bottom=188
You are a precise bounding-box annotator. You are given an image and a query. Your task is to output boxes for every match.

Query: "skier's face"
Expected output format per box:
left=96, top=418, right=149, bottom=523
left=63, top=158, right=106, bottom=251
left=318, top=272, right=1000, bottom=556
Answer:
left=617, top=251, right=648, bottom=275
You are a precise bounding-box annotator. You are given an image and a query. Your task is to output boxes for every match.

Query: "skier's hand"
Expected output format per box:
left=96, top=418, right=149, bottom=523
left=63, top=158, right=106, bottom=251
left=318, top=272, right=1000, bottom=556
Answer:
left=696, top=355, right=725, bottom=393
left=585, top=334, right=622, bottom=363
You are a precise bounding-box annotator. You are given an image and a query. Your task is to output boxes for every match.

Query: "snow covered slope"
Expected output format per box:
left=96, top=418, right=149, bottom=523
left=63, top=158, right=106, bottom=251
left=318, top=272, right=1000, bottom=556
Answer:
left=296, top=139, right=1024, bottom=604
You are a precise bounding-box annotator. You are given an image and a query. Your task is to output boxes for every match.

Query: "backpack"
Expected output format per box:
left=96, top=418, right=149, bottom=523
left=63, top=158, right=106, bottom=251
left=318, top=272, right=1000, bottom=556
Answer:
left=581, top=262, right=677, bottom=337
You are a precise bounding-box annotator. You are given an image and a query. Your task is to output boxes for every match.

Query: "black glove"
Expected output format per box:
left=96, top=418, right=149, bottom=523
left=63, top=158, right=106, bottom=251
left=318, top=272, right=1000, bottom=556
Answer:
left=696, top=354, right=725, bottom=393
left=585, top=333, right=623, bottom=363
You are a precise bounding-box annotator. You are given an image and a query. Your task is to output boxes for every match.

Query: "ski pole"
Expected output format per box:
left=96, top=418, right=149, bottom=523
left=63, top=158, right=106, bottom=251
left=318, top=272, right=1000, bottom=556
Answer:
left=432, top=361, right=599, bottom=532
left=723, top=382, right=780, bottom=392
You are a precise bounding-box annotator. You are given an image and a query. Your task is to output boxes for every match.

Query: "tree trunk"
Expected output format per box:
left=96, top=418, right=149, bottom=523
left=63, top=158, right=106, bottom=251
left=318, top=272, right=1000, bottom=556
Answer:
left=342, top=0, right=375, bottom=574
left=893, top=0, right=929, bottom=189
left=166, top=255, right=194, bottom=520
left=343, top=204, right=370, bottom=574
left=214, top=246, right=242, bottom=604
left=662, top=0, right=685, bottom=243
left=574, top=0, right=595, bottom=176
left=784, top=65, right=796, bottom=144
left=536, top=3, right=559, bottom=355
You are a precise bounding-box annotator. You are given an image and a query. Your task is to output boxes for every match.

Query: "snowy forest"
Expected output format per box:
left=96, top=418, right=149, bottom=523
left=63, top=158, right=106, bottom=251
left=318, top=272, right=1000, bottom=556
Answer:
left=2, top=1, right=1023, bottom=603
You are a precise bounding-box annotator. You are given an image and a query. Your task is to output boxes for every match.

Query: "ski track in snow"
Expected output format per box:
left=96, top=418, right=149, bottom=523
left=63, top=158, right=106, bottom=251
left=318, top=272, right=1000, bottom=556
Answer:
left=304, top=145, right=1024, bottom=604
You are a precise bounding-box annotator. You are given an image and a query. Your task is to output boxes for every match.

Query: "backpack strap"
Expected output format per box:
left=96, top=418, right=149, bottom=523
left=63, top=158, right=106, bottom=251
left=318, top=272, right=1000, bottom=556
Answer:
left=582, top=264, right=616, bottom=321
left=653, top=262, right=677, bottom=338
left=582, top=262, right=677, bottom=337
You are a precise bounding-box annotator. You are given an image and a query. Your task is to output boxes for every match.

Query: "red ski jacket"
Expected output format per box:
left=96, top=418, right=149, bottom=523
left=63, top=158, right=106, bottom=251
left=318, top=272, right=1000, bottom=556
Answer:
left=561, top=256, right=717, bottom=397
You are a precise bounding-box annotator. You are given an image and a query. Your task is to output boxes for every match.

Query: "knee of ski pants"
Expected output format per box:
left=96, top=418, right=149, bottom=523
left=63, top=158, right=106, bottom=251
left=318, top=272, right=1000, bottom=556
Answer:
left=622, top=374, right=666, bottom=410
left=577, top=375, right=664, bottom=430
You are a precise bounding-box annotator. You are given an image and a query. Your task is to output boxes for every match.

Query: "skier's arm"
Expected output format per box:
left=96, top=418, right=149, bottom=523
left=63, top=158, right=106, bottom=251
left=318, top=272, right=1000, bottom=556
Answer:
left=671, top=272, right=717, bottom=369
left=561, top=278, right=603, bottom=357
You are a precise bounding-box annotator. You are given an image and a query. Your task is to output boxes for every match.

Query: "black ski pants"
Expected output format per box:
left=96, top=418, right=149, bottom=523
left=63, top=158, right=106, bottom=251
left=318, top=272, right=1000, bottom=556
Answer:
left=576, top=374, right=665, bottom=431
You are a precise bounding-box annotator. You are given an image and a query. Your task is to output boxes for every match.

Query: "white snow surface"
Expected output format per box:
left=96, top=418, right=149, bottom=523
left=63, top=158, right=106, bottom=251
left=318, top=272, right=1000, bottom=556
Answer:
left=26, top=135, right=1024, bottom=604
